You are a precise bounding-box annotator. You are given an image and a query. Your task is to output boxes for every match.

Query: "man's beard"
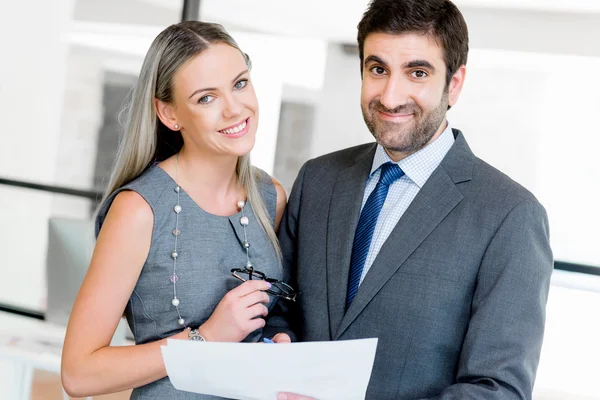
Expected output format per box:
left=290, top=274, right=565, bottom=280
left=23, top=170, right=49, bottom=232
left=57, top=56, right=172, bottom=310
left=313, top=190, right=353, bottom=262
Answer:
left=362, top=90, right=448, bottom=155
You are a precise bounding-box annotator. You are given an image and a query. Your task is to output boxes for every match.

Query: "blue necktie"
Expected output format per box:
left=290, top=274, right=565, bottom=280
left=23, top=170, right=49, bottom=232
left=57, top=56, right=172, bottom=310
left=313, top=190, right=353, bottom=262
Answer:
left=346, top=162, right=404, bottom=309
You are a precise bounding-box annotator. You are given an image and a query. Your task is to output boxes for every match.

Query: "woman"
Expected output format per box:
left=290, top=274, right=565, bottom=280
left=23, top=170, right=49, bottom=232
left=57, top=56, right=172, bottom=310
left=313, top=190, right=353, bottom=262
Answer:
left=61, top=21, right=292, bottom=399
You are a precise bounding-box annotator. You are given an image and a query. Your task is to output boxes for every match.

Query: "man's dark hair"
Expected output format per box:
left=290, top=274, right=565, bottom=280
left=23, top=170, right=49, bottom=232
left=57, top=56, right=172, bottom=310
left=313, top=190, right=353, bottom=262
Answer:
left=357, top=0, right=469, bottom=86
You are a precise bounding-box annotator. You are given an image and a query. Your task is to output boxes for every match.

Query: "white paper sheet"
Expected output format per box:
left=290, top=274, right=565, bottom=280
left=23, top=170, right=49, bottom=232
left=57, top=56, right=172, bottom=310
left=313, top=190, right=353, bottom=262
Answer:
left=160, top=338, right=378, bottom=400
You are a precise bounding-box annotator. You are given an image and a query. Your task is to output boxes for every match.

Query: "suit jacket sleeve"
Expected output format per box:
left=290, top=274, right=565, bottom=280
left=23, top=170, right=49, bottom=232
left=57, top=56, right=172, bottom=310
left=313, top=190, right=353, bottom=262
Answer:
left=262, top=163, right=308, bottom=341
left=423, top=199, right=553, bottom=400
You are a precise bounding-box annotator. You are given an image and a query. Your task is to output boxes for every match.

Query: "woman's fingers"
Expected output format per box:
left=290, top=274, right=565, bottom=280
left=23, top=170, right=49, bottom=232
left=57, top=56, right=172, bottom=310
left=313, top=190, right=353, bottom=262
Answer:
left=247, top=303, right=269, bottom=319
left=228, top=279, right=271, bottom=298
left=240, top=289, right=270, bottom=308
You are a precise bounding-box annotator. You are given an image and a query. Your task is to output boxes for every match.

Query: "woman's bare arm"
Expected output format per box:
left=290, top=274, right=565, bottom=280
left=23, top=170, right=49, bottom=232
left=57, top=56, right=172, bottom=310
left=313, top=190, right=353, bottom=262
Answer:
left=61, top=191, right=188, bottom=397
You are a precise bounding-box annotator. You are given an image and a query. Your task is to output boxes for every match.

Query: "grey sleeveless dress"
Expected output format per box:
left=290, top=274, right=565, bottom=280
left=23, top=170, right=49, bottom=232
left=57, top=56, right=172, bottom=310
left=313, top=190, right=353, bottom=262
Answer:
left=95, top=164, right=283, bottom=399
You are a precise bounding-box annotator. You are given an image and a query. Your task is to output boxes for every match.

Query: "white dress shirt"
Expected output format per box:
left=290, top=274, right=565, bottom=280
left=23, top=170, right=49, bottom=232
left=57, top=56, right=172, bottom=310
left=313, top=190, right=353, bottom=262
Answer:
left=358, top=122, right=455, bottom=284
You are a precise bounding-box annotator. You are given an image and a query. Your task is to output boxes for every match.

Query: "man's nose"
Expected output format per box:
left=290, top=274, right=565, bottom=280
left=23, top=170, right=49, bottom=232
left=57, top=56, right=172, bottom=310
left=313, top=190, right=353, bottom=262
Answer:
left=379, top=76, right=411, bottom=111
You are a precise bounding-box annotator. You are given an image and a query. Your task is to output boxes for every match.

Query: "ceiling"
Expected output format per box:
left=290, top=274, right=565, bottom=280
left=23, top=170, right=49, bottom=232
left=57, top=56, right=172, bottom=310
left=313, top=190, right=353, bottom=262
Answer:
left=73, top=0, right=600, bottom=58
left=199, top=0, right=600, bottom=43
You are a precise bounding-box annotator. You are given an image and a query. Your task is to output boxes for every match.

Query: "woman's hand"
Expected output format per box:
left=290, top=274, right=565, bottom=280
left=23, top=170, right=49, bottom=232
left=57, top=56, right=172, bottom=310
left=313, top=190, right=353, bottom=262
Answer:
left=199, top=280, right=271, bottom=342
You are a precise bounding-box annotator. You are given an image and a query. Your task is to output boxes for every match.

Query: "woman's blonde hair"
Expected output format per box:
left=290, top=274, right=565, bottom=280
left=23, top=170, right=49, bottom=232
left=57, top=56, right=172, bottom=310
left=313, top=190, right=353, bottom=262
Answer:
left=98, top=21, right=281, bottom=260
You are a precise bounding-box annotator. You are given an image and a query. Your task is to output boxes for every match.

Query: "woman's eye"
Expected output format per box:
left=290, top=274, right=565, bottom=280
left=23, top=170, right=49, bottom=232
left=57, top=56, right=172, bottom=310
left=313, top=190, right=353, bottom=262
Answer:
left=370, top=66, right=386, bottom=75
left=411, top=70, right=428, bottom=78
left=198, top=95, right=214, bottom=104
left=234, top=79, right=248, bottom=90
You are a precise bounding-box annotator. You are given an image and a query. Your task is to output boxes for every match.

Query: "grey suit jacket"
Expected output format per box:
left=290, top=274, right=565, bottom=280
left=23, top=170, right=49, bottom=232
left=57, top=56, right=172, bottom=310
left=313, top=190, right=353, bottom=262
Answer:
left=277, top=130, right=553, bottom=399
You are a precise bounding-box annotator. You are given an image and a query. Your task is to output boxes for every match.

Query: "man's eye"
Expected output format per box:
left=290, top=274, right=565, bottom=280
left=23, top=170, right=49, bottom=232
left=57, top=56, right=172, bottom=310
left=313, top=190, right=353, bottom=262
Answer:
left=234, top=79, right=248, bottom=90
left=370, top=66, right=386, bottom=75
left=411, top=70, right=428, bottom=78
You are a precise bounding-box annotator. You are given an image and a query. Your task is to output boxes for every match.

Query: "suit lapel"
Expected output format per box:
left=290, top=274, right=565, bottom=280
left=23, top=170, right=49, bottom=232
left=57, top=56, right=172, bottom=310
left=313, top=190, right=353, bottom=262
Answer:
left=326, top=145, right=376, bottom=338
left=334, top=130, right=474, bottom=339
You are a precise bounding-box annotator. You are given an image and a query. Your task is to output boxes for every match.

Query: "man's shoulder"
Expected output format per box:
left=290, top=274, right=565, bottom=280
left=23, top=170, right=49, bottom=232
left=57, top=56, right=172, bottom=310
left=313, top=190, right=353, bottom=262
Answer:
left=305, top=142, right=375, bottom=172
left=450, top=131, right=541, bottom=207
left=470, top=155, right=542, bottom=209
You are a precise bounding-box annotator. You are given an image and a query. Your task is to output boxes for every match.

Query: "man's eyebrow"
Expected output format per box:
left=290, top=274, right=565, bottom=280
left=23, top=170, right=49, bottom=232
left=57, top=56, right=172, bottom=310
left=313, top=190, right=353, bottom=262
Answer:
left=364, top=55, right=389, bottom=69
left=364, top=56, right=436, bottom=73
left=403, top=60, right=436, bottom=72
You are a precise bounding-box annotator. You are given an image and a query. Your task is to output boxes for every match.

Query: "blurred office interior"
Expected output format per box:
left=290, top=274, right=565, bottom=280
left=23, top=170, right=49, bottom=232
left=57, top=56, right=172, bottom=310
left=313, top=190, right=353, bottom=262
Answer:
left=0, top=0, right=599, bottom=398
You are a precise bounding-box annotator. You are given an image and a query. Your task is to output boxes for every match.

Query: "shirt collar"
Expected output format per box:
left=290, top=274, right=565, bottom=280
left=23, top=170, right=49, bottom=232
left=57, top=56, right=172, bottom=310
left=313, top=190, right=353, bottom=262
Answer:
left=370, top=121, right=455, bottom=188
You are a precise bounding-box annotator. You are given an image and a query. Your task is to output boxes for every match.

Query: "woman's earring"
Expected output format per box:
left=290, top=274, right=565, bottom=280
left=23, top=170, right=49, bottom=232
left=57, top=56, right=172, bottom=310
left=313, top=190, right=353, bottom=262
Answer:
left=174, top=124, right=179, bottom=130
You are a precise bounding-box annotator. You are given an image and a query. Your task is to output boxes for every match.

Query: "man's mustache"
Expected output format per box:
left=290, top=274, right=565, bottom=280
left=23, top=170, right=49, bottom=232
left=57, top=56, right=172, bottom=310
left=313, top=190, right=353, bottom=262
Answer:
left=370, top=100, right=421, bottom=115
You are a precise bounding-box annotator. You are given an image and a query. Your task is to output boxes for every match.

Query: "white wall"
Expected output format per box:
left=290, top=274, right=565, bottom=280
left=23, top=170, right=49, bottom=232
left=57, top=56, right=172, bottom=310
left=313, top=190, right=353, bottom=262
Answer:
left=0, top=0, right=76, bottom=311
left=534, top=271, right=600, bottom=399
left=311, top=44, right=371, bottom=157
left=0, top=0, right=75, bottom=183
left=449, top=49, right=600, bottom=268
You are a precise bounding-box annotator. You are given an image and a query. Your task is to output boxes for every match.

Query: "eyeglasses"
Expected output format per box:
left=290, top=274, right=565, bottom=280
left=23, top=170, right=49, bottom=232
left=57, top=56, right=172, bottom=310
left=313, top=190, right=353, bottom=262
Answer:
left=231, top=266, right=297, bottom=302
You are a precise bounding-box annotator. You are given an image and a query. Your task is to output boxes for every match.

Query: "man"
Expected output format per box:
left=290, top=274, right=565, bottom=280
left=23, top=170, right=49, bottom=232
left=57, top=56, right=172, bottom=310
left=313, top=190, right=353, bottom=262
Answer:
left=275, top=0, right=553, bottom=399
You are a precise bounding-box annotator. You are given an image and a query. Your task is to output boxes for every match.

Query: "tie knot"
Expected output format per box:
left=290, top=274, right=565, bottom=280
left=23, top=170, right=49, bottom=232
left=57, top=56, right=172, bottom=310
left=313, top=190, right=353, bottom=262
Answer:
left=379, top=162, right=404, bottom=186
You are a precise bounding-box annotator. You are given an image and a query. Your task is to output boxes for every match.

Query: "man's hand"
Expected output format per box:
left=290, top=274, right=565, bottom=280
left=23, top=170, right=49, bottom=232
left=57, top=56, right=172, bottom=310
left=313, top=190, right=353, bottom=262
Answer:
left=271, top=333, right=292, bottom=343
left=270, top=335, right=313, bottom=399
left=277, top=393, right=315, bottom=400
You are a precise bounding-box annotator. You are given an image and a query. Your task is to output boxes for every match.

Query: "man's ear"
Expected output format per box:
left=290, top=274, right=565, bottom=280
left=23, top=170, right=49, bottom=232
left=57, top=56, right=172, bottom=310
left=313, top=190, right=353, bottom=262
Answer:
left=155, top=98, right=180, bottom=130
left=448, top=65, right=466, bottom=108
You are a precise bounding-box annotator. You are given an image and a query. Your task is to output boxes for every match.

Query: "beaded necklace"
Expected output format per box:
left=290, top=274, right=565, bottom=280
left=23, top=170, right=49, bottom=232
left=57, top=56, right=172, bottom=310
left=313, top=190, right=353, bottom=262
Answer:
left=168, top=153, right=250, bottom=327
